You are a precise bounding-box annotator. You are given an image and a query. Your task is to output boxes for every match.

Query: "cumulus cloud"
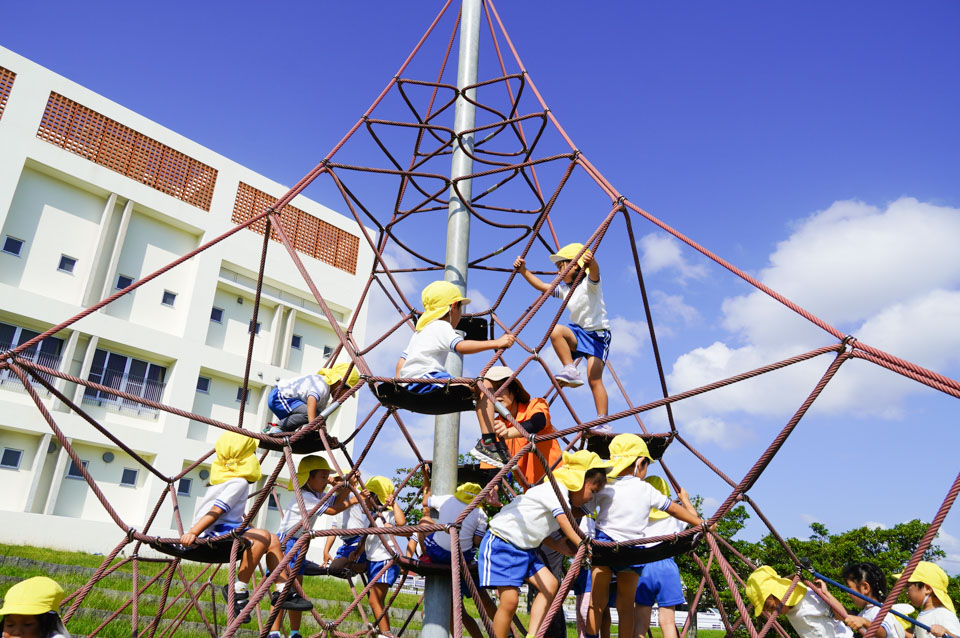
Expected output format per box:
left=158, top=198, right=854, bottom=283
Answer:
left=652, top=291, right=700, bottom=326
left=638, top=233, right=709, bottom=281
left=609, top=316, right=649, bottom=362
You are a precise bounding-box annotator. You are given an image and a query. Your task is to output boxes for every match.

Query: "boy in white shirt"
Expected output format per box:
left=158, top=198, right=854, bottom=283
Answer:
left=265, top=362, right=360, bottom=434
left=896, top=561, right=960, bottom=638
left=322, top=474, right=370, bottom=573
left=746, top=566, right=853, bottom=638
left=587, top=435, right=702, bottom=638
left=514, top=243, right=612, bottom=432
left=359, top=476, right=409, bottom=637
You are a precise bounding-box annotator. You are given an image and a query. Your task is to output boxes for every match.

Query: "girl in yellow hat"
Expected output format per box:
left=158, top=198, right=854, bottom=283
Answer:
left=179, top=431, right=283, bottom=624
left=357, top=476, right=408, bottom=637
left=513, top=245, right=612, bottom=432
left=897, top=561, right=960, bottom=638
left=0, top=576, right=70, bottom=637
left=264, top=362, right=361, bottom=435
left=745, top=566, right=853, bottom=638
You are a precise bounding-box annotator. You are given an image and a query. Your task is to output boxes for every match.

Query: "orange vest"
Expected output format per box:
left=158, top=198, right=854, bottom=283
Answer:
left=483, top=398, right=562, bottom=488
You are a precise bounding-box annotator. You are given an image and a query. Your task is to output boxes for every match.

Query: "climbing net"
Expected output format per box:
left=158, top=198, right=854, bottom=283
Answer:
left=2, top=2, right=959, bottom=638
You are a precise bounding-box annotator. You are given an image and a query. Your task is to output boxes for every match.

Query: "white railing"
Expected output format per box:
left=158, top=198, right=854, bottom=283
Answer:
left=81, top=368, right=165, bottom=419
left=0, top=342, right=61, bottom=396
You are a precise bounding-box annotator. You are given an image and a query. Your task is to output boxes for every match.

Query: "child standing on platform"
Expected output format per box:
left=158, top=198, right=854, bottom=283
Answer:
left=265, top=362, right=360, bottom=434
left=514, top=244, right=612, bottom=433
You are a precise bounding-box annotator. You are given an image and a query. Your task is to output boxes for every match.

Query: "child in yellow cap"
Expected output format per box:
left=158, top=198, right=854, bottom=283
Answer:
left=264, top=362, right=361, bottom=435
left=896, top=561, right=960, bottom=638
left=586, top=434, right=701, bottom=638
left=358, top=475, right=408, bottom=636
left=816, top=562, right=913, bottom=638
left=0, top=576, right=70, bottom=637
left=179, top=431, right=283, bottom=624
left=745, top=566, right=852, bottom=638
left=514, top=244, right=612, bottom=432
left=478, top=450, right=613, bottom=638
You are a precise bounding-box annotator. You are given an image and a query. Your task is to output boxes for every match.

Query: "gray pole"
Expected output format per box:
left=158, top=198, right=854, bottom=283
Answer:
left=422, top=1, right=481, bottom=637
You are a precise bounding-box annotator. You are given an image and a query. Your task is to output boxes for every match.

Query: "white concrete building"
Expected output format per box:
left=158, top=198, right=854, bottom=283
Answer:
left=0, top=46, right=371, bottom=554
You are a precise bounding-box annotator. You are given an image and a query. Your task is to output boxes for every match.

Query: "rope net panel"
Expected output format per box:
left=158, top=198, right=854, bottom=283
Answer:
left=1, top=2, right=957, bottom=638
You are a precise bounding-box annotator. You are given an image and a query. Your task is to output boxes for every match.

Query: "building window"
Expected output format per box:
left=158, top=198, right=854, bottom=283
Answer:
left=58, top=255, right=77, bottom=273
left=66, top=459, right=89, bottom=480
left=0, top=322, right=64, bottom=393
left=267, top=493, right=280, bottom=510
left=115, top=274, right=134, bottom=290
left=177, top=478, right=192, bottom=497
left=236, top=386, right=245, bottom=402
left=323, top=345, right=333, bottom=358
left=291, top=334, right=303, bottom=350
left=0, top=448, right=23, bottom=470
left=248, top=321, right=261, bottom=335
left=82, top=348, right=167, bottom=417
left=210, top=307, right=224, bottom=323
left=2, top=236, right=23, bottom=256
left=161, top=290, right=177, bottom=307
left=196, top=376, right=211, bottom=393
left=120, top=468, right=139, bottom=487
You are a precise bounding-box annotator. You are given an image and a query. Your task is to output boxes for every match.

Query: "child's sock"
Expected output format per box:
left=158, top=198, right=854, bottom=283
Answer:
left=234, top=582, right=248, bottom=595
left=275, top=582, right=286, bottom=593
left=268, top=632, right=282, bottom=638
left=584, top=634, right=599, bottom=638
left=482, top=433, right=497, bottom=444
left=290, top=632, right=302, bottom=638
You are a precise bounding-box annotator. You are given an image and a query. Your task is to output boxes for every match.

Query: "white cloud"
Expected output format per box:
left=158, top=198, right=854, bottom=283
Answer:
left=609, top=316, right=649, bottom=362
left=682, top=416, right=752, bottom=450
left=652, top=291, right=700, bottom=326
left=864, top=521, right=887, bottom=530
left=935, top=530, right=960, bottom=575
left=466, top=287, right=492, bottom=313
left=638, top=233, right=709, bottom=281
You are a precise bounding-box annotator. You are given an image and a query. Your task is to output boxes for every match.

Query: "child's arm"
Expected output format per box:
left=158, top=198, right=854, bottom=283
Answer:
left=550, top=513, right=585, bottom=556
left=665, top=495, right=702, bottom=528
left=455, top=333, right=515, bottom=355
left=814, top=580, right=850, bottom=623
left=494, top=411, right=548, bottom=439
left=180, top=505, right=225, bottom=546
left=582, top=249, right=600, bottom=283
left=514, top=256, right=551, bottom=293
left=323, top=535, right=336, bottom=565
left=324, top=481, right=356, bottom=514
left=396, top=357, right=406, bottom=377
left=390, top=498, right=407, bottom=528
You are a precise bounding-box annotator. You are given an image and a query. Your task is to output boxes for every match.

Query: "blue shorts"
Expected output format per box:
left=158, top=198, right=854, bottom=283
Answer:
left=367, top=559, right=400, bottom=585
left=423, top=533, right=477, bottom=596
left=267, top=387, right=304, bottom=419
left=203, top=521, right=245, bottom=538
left=596, top=530, right=645, bottom=574
left=635, top=557, right=685, bottom=607
left=336, top=537, right=366, bottom=562
left=573, top=567, right=591, bottom=596
left=406, top=370, right=454, bottom=394
left=477, top=532, right=547, bottom=588
left=280, top=536, right=307, bottom=575
left=569, top=324, right=611, bottom=362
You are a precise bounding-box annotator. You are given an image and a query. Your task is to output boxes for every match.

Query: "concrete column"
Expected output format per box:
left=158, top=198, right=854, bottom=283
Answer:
left=72, top=335, right=99, bottom=406
left=280, top=308, right=298, bottom=369
left=43, top=437, right=72, bottom=516
left=52, top=330, right=81, bottom=412
left=82, top=192, right=118, bottom=307
left=23, top=433, right=52, bottom=512
left=268, top=303, right=285, bottom=367
left=99, top=199, right=134, bottom=303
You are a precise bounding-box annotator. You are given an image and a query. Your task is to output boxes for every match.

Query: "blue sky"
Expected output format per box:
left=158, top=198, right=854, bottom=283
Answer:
left=5, top=1, right=960, bottom=571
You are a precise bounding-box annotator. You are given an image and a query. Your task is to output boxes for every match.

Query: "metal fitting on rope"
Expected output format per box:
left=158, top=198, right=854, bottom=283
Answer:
left=571, top=150, right=581, bottom=161
left=616, top=195, right=627, bottom=206
left=841, top=334, right=856, bottom=352
left=126, top=528, right=136, bottom=543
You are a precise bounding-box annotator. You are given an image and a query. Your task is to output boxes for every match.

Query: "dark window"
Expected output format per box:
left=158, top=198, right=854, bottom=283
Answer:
left=268, top=493, right=280, bottom=510
left=66, top=459, right=89, bottom=479
left=58, top=255, right=77, bottom=273
left=120, top=468, right=138, bottom=486
left=248, top=321, right=261, bottom=335
left=0, top=322, right=64, bottom=389
left=2, top=236, right=23, bottom=256
left=210, top=307, right=224, bottom=323
left=196, top=376, right=211, bottom=393
left=291, top=334, right=302, bottom=350
left=83, top=348, right=167, bottom=412
left=323, top=345, right=333, bottom=358
left=116, top=274, right=134, bottom=290
left=161, top=290, right=176, bottom=306
left=0, top=448, right=23, bottom=469
left=177, top=478, right=192, bottom=496
left=236, top=386, right=245, bottom=402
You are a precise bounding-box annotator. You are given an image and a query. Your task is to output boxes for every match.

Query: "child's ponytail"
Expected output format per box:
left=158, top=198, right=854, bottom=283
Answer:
left=842, top=562, right=889, bottom=602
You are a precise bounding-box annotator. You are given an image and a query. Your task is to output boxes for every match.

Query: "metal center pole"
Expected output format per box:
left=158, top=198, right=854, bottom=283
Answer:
left=423, top=1, right=481, bottom=637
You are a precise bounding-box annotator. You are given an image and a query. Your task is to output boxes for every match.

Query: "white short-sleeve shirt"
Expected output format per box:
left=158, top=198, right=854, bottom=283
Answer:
left=192, top=478, right=250, bottom=533
left=364, top=507, right=397, bottom=562
left=331, top=502, right=370, bottom=543
left=643, top=512, right=687, bottom=547
left=784, top=590, right=854, bottom=638
left=488, top=483, right=565, bottom=550
left=399, top=320, right=464, bottom=379
left=915, top=607, right=960, bottom=638
left=553, top=278, right=610, bottom=332
left=277, top=487, right=333, bottom=540
left=426, top=494, right=487, bottom=553
left=276, top=374, right=331, bottom=408
left=859, top=605, right=907, bottom=638
left=592, top=476, right=672, bottom=542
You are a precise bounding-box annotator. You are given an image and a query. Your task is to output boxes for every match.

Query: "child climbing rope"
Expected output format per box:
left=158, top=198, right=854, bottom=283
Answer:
left=514, top=244, right=612, bottom=433
left=745, top=566, right=853, bottom=638
left=322, top=474, right=370, bottom=574
left=896, top=561, right=960, bottom=638
left=0, top=576, right=71, bottom=638
left=265, top=362, right=361, bottom=434
left=359, top=475, right=408, bottom=637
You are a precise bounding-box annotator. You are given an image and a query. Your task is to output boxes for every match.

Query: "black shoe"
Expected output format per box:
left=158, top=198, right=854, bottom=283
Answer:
left=271, top=588, right=313, bottom=611
left=470, top=439, right=508, bottom=468
left=220, top=585, right=252, bottom=624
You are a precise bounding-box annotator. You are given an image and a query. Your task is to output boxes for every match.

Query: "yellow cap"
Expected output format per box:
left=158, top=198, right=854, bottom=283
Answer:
left=289, top=455, right=331, bottom=490
left=317, top=362, right=361, bottom=389
left=365, top=476, right=395, bottom=503
left=0, top=576, right=65, bottom=616
left=745, top=566, right=807, bottom=617
left=549, top=242, right=588, bottom=269
left=894, top=561, right=955, bottom=613
left=455, top=482, right=483, bottom=505
left=210, top=431, right=262, bottom=485
left=645, top=475, right=671, bottom=520
left=608, top=434, right=652, bottom=478
left=416, top=281, right=470, bottom=332
left=552, top=450, right=614, bottom=491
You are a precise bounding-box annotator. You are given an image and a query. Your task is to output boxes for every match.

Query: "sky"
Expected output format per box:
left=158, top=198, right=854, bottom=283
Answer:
left=4, top=1, right=960, bottom=571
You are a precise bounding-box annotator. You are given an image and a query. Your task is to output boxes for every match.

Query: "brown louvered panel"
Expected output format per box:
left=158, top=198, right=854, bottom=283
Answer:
left=316, top=223, right=339, bottom=267
left=295, top=212, right=319, bottom=256
left=336, top=231, right=359, bottom=274
left=0, top=66, right=15, bottom=121
left=275, top=208, right=299, bottom=243
left=36, top=93, right=217, bottom=210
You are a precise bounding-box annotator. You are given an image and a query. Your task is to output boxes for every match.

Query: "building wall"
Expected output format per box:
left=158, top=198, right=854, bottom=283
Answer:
left=0, top=45, right=372, bottom=557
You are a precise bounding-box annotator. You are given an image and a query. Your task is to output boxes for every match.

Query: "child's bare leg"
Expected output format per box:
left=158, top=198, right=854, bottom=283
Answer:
left=576, top=593, right=589, bottom=638
left=270, top=608, right=287, bottom=633
left=588, top=566, right=612, bottom=635
left=635, top=604, right=653, bottom=638
left=527, top=567, right=559, bottom=638
left=601, top=607, right=612, bottom=638
left=494, top=587, right=519, bottom=638
left=238, top=528, right=276, bottom=582
left=659, top=605, right=678, bottom=638
left=615, top=571, right=640, bottom=638
left=586, top=356, right=608, bottom=416
left=550, top=325, right=577, bottom=366
left=475, top=379, right=498, bottom=436
left=369, top=583, right=390, bottom=633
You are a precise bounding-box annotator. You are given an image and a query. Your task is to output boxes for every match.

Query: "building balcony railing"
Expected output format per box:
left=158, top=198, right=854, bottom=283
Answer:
left=81, top=367, right=165, bottom=419
left=0, top=342, right=60, bottom=397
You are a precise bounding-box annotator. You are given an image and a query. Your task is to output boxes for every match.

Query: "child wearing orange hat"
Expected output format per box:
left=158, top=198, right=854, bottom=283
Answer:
left=896, top=561, right=960, bottom=638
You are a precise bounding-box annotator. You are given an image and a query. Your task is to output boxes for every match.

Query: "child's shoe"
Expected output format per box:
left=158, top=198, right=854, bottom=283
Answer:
left=588, top=423, right=614, bottom=436
left=264, top=424, right=284, bottom=435
left=270, top=588, right=313, bottom=611
left=554, top=364, right=584, bottom=388
left=220, top=585, right=252, bottom=623
left=470, top=439, right=508, bottom=467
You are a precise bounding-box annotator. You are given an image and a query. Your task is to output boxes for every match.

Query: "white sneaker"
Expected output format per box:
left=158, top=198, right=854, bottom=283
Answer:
left=588, top=423, right=614, bottom=436
left=554, top=364, right=584, bottom=388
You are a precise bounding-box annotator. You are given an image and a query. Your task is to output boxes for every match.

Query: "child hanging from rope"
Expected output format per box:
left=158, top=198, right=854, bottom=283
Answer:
left=179, top=431, right=283, bottom=624
left=514, top=244, right=612, bottom=434
left=478, top=450, right=614, bottom=638
left=745, top=566, right=853, bottom=638
left=322, top=473, right=370, bottom=574
left=632, top=475, right=699, bottom=638
left=896, top=561, right=960, bottom=638
left=587, top=435, right=702, bottom=638
left=358, top=475, right=408, bottom=637
left=0, top=576, right=71, bottom=637
left=815, top=562, right=914, bottom=638
left=264, top=362, right=361, bottom=434
left=266, top=456, right=354, bottom=638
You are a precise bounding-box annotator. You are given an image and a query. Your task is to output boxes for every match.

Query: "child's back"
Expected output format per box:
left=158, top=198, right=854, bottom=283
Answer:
left=192, top=476, right=250, bottom=536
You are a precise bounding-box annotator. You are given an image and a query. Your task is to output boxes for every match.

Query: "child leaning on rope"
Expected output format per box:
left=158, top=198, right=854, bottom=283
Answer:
left=746, top=566, right=854, bottom=638
left=264, top=362, right=361, bottom=435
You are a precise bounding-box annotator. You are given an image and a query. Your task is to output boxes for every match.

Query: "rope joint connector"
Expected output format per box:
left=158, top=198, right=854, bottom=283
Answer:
left=841, top=335, right=856, bottom=352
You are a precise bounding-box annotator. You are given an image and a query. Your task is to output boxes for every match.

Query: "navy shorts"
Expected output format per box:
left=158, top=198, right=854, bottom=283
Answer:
left=635, top=557, right=685, bottom=607
left=477, top=532, right=547, bottom=588
left=406, top=370, right=454, bottom=394
left=336, top=537, right=366, bottom=562
left=423, top=533, right=477, bottom=597
left=367, top=559, right=400, bottom=585
left=569, top=323, right=611, bottom=362
left=596, top=530, right=645, bottom=574
left=281, top=536, right=307, bottom=575
left=267, top=387, right=304, bottom=419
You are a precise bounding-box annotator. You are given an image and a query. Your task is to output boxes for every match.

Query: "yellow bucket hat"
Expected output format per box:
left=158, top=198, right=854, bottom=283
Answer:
left=0, top=576, right=65, bottom=616
left=317, top=362, right=361, bottom=388
left=645, top=475, right=671, bottom=520
left=210, top=431, right=262, bottom=485
left=416, top=281, right=470, bottom=332
left=455, top=482, right=483, bottom=505
left=745, top=566, right=807, bottom=616
left=289, top=455, right=331, bottom=490
left=365, top=476, right=395, bottom=503
left=608, top=433, right=652, bottom=478
left=549, top=242, right=588, bottom=269
left=894, top=561, right=955, bottom=613
left=552, top=450, right=614, bottom=491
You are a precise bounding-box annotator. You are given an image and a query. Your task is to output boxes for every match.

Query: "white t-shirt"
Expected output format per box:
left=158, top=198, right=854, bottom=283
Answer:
left=331, top=502, right=369, bottom=542
left=488, top=483, right=565, bottom=550
left=192, top=478, right=249, bottom=533
left=915, top=607, right=960, bottom=638
left=399, top=320, right=464, bottom=380
left=784, top=590, right=854, bottom=638
left=276, top=374, right=331, bottom=408
left=364, top=507, right=397, bottom=562
left=643, top=513, right=687, bottom=547
left=859, top=604, right=907, bottom=638
left=277, top=488, right=332, bottom=540
left=592, top=476, right=672, bottom=543
left=553, top=278, right=610, bottom=332
left=426, top=494, right=487, bottom=553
